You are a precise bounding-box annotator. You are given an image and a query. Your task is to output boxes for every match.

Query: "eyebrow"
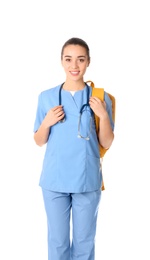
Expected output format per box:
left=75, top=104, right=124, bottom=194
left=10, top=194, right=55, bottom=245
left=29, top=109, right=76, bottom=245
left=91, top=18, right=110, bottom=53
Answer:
left=64, top=55, right=86, bottom=58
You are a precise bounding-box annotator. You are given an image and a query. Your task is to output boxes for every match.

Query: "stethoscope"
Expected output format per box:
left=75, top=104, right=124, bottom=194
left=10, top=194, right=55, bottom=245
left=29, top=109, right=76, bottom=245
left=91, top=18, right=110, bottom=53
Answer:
left=59, top=82, right=93, bottom=140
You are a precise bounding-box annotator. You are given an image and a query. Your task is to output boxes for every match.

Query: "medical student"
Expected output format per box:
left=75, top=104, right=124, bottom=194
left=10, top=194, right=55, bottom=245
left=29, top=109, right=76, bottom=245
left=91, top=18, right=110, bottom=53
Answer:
left=33, top=37, right=114, bottom=260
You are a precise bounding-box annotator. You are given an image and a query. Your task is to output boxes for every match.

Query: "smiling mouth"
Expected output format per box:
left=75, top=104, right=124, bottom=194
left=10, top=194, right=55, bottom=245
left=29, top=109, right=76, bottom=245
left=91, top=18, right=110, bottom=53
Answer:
left=70, top=71, right=80, bottom=75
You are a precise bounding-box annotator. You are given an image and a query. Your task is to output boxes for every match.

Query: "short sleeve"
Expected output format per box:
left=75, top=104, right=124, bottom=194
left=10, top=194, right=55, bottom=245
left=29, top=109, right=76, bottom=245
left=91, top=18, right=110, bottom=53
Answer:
left=33, top=92, right=46, bottom=132
left=104, top=92, right=115, bottom=132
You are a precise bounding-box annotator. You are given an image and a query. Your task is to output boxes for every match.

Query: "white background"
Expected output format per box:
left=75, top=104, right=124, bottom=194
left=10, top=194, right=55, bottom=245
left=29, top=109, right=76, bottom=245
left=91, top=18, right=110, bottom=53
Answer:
left=0, top=0, right=150, bottom=259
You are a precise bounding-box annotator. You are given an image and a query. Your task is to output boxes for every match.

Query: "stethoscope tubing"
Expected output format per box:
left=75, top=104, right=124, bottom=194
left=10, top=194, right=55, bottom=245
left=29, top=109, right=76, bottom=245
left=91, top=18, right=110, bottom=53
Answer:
left=58, top=82, right=94, bottom=140
left=59, top=82, right=92, bottom=116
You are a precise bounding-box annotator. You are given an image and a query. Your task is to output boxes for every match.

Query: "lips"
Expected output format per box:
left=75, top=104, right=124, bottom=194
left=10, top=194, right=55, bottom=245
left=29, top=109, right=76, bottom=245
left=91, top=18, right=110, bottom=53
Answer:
left=70, top=71, right=80, bottom=76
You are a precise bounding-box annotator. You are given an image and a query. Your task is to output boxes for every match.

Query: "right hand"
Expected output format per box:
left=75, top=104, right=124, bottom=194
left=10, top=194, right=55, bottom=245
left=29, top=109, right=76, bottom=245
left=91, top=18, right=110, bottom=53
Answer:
left=43, top=105, right=65, bottom=128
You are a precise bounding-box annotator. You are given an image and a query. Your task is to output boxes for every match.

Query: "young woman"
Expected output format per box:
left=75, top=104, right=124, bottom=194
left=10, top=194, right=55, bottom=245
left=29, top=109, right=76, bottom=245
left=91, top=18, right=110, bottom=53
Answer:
left=33, top=37, right=114, bottom=260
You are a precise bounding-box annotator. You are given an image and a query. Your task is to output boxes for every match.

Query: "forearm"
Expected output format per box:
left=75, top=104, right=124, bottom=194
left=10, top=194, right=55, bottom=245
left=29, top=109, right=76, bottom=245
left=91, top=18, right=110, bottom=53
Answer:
left=98, top=113, right=114, bottom=149
left=34, top=122, right=50, bottom=147
left=34, top=105, right=65, bottom=146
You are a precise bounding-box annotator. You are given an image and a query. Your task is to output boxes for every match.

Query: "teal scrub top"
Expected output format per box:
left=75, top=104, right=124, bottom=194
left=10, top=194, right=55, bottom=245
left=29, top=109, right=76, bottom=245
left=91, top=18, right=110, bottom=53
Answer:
left=33, top=84, right=114, bottom=193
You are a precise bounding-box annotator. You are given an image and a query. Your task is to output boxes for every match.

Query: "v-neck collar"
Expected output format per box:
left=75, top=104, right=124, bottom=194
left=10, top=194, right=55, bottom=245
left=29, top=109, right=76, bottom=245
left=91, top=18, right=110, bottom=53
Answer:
left=61, top=87, right=88, bottom=114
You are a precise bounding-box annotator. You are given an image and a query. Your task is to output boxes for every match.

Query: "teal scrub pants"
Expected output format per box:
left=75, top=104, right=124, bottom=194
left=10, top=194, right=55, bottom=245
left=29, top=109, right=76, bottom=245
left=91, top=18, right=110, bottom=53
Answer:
left=42, top=189, right=101, bottom=260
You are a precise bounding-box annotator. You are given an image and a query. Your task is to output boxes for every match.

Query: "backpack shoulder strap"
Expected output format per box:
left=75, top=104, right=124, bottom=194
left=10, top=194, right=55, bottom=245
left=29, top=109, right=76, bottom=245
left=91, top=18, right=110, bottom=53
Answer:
left=86, top=80, right=104, bottom=100
left=92, top=87, right=104, bottom=133
left=86, top=80, right=109, bottom=158
left=92, top=86, right=104, bottom=101
left=86, top=80, right=104, bottom=132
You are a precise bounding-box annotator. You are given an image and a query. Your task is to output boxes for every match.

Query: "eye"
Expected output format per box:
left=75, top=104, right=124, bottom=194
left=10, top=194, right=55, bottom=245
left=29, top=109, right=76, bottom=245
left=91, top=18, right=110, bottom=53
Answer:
left=65, top=58, right=71, bottom=62
left=79, top=59, right=85, bottom=62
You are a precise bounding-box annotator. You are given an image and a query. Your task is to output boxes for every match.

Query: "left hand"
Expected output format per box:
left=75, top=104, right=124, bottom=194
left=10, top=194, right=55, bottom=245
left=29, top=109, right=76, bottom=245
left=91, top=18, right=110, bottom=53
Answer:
left=89, top=96, right=107, bottom=119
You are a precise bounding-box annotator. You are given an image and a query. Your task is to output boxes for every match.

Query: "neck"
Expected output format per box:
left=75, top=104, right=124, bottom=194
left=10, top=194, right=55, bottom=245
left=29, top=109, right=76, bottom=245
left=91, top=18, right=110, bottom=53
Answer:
left=62, top=81, right=85, bottom=91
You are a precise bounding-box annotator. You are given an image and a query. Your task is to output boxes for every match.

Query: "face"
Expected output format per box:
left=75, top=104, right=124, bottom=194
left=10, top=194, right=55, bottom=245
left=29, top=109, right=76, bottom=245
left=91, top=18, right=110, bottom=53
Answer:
left=61, top=44, right=90, bottom=81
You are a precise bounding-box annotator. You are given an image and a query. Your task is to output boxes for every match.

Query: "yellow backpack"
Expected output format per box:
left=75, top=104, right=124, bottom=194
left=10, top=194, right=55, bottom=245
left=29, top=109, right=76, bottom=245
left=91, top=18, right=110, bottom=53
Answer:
left=86, top=80, right=115, bottom=190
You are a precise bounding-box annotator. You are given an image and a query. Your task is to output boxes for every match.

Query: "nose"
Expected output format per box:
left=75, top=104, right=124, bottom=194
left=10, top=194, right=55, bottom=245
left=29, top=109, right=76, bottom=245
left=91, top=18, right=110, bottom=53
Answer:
left=71, top=60, right=78, bottom=69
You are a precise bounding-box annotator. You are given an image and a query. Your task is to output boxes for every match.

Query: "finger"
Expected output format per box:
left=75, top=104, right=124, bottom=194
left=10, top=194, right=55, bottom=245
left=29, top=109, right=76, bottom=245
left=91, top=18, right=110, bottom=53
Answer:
left=52, top=105, right=63, bottom=111
left=89, top=96, right=100, bottom=102
left=89, top=100, right=99, bottom=107
left=59, top=113, right=65, bottom=121
left=56, top=111, right=65, bottom=118
left=54, top=108, right=64, bottom=116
